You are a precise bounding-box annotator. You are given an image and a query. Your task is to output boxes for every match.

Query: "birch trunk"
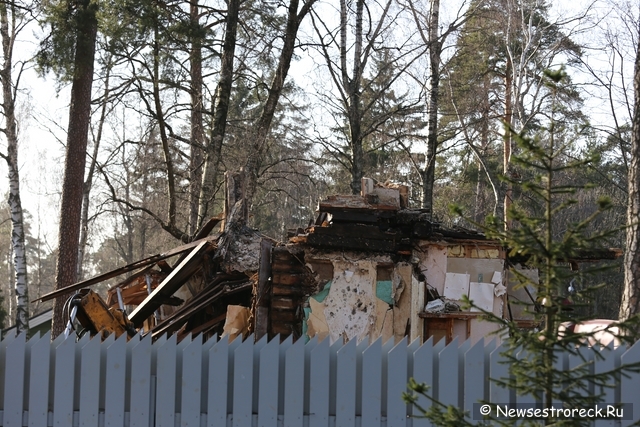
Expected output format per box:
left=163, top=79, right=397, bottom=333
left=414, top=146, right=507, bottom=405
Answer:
left=0, top=2, right=28, bottom=334
left=51, top=0, right=98, bottom=338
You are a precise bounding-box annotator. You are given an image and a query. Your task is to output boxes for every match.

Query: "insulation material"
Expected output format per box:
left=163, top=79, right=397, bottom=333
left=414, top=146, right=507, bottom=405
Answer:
left=323, top=260, right=377, bottom=342
left=376, top=280, right=394, bottom=305
left=393, top=263, right=413, bottom=341
left=373, top=291, right=394, bottom=343
left=468, top=282, right=495, bottom=312
left=443, top=272, right=470, bottom=301
left=491, top=271, right=502, bottom=284
left=306, top=298, right=330, bottom=341
left=222, top=305, right=251, bottom=341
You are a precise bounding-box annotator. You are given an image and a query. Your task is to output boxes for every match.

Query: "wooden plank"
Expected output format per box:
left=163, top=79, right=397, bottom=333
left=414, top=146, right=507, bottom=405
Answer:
left=271, top=273, right=307, bottom=286
left=3, top=333, right=26, bottom=427
left=271, top=297, right=297, bottom=310
left=233, top=338, right=253, bottom=427
left=305, top=233, right=397, bottom=253
left=28, top=332, right=50, bottom=427
left=79, top=337, right=101, bottom=427
left=208, top=337, right=229, bottom=427
left=130, top=335, right=153, bottom=427
left=258, top=337, right=279, bottom=427
left=53, top=336, right=76, bottom=427
left=310, top=224, right=399, bottom=241
left=335, top=339, right=357, bottom=427
left=37, top=235, right=216, bottom=302
left=105, top=335, right=127, bottom=427
left=129, top=240, right=208, bottom=326
left=181, top=336, right=202, bottom=427
left=271, top=285, right=307, bottom=296
left=155, top=335, right=177, bottom=427
left=309, top=338, right=330, bottom=427
left=387, top=338, right=408, bottom=427
left=284, top=338, right=305, bottom=427
left=361, top=339, right=382, bottom=427
left=255, top=240, right=272, bottom=341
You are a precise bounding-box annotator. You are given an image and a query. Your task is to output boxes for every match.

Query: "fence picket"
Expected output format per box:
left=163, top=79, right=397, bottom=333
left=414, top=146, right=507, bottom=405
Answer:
left=0, top=333, right=637, bottom=427
left=309, top=338, right=330, bottom=427
left=156, top=335, right=177, bottom=427
left=53, top=336, right=76, bottom=427
left=3, top=333, right=25, bottom=427
left=208, top=336, right=229, bottom=427
left=130, top=335, right=153, bottom=427
left=258, top=337, right=279, bottom=427
left=233, top=338, right=254, bottom=427
left=489, top=343, right=509, bottom=406
left=621, top=342, right=640, bottom=427
left=438, top=339, right=459, bottom=408
left=387, top=337, right=408, bottom=427
left=412, top=337, right=433, bottom=427
left=336, top=339, right=356, bottom=427
left=105, top=335, right=127, bottom=427
left=28, top=332, right=50, bottom=427
left=181, top=335, right=202, bottom=427
left=284, top=337, right=304, bottom=427
left=361, top=339, right=382, bottom=427
left=79, top=337, right=100, bottom=427
left=464, top=339, right=485, bottom=419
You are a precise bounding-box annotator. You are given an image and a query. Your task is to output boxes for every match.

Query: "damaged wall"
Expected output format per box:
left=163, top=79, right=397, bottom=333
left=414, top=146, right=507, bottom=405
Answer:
left=418, top=242, right=506, bottom=345
left=302, top=252, right=422, bottom=344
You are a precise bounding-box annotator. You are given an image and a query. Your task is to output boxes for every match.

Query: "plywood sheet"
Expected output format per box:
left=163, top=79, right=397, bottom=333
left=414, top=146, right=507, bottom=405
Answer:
left=421, top=246, right=447, bottom=295
left=468, top=282, right=495, bottom=312
left=443, top=272, right=470, bottom=301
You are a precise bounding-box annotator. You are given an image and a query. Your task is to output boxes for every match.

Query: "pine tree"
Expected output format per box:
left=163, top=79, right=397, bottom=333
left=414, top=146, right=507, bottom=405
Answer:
left=404, top=69, right=640, bottom=426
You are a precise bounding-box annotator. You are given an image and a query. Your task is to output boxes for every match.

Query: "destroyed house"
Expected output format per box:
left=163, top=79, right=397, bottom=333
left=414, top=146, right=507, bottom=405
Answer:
left=262, top=178, right=512, bottom=345
left=44, top=176, right=617, bottom=345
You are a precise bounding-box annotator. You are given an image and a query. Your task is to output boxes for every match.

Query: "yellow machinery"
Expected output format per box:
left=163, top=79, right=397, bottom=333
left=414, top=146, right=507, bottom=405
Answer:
left=64, top=289, right=137, bottom=340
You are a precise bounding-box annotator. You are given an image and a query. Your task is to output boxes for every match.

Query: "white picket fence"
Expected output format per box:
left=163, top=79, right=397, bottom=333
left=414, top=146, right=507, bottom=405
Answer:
left=0, top=331, right=639, bottom=427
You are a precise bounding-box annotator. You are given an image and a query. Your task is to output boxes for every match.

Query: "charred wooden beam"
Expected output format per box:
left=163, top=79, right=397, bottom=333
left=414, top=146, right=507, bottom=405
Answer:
left=36, top=235, right=217, bottom=303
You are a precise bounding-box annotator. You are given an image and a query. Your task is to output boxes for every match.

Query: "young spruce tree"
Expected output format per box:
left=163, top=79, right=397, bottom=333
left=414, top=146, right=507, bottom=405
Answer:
left=404, top=69, right=640, bottom=426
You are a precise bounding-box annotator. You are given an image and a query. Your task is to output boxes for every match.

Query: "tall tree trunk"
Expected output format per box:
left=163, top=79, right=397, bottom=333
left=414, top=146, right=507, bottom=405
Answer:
left=78, top=62, right=110, bottom=281
left=504, top=56, right=513, bottom=230
left=347, top=0, right=364, bottom=195
left=422, top=0, right=440, bottom=216
left=243, top=0, right=317, bottom=207
left=51, top=0, right=98, bottom=338
left=0, top=2, right=28, bottom=335
left=198, top=0, right=240, bottom=223
left=620, top=26, right=640, bottom=329
left=189, top=0, right=204, bottom=236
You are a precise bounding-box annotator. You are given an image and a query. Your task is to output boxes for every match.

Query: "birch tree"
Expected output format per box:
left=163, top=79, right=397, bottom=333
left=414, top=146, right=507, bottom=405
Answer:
left=0, top=1, right=32, bottom=334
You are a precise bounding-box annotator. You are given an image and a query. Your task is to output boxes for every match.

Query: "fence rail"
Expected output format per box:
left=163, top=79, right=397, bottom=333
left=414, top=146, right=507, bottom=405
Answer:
left=0, top=332, right=638, bottom=427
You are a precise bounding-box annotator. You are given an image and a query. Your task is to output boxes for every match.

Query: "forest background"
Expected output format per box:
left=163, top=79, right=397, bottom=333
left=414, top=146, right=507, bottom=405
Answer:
left=0, top=0, right=636, bottom=333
